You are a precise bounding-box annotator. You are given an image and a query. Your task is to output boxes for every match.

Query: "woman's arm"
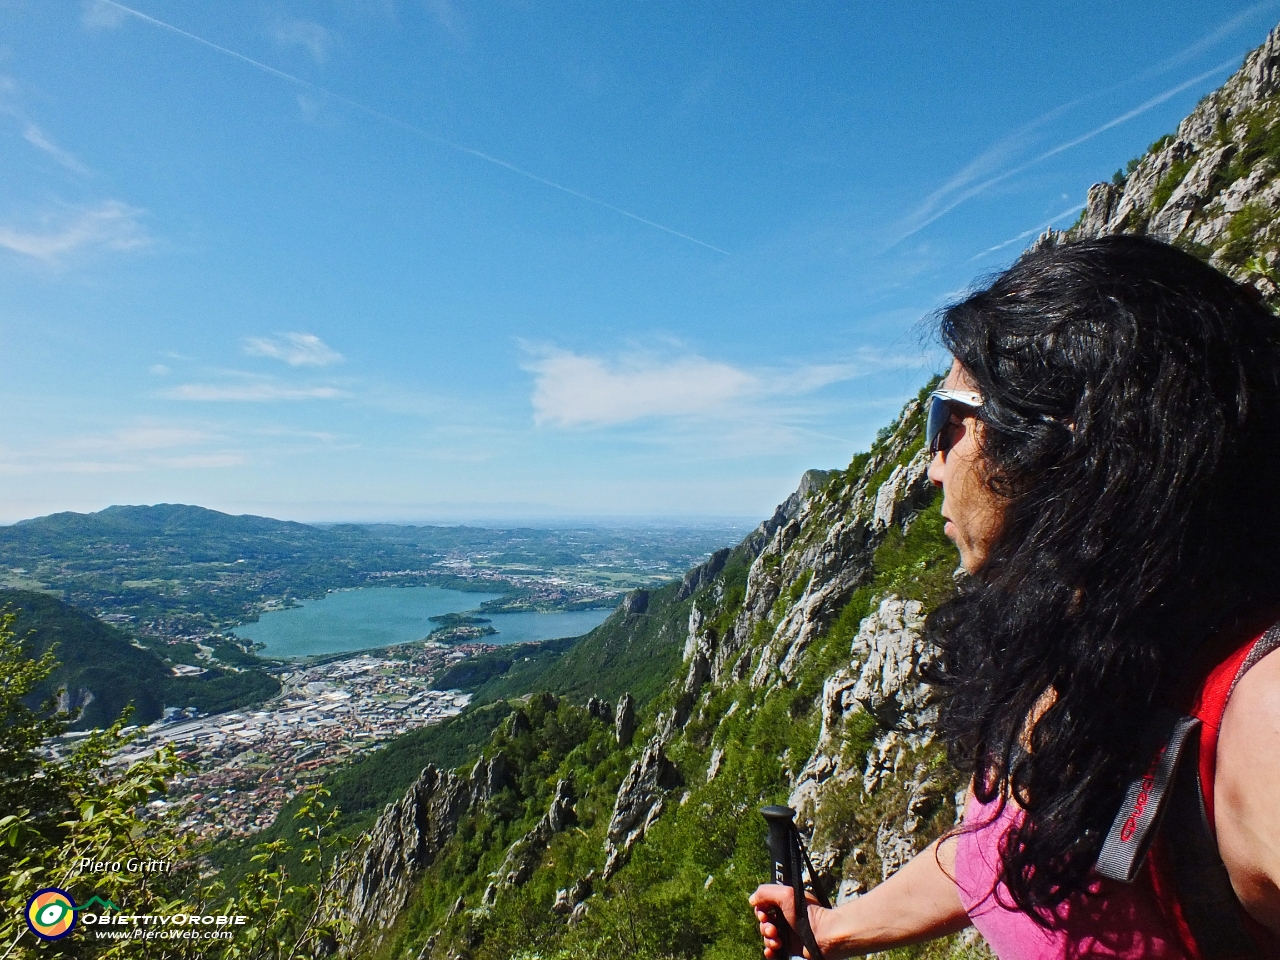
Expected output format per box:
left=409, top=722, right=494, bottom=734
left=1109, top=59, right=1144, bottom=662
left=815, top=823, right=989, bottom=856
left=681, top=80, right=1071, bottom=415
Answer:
left=1216, top=645, right=1280, bottom=939
left=749, top=833, right=971, bottom=959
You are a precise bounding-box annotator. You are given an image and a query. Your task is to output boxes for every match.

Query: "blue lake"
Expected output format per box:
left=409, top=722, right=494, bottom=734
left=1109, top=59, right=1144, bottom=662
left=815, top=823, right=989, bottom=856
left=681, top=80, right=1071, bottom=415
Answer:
left=232, top=585, right=615, bottom=659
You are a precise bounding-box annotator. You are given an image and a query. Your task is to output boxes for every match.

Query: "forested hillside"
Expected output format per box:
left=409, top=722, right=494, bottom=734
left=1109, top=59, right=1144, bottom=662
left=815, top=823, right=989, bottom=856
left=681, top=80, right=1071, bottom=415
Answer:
left=0, top=589, right=278, bottom=728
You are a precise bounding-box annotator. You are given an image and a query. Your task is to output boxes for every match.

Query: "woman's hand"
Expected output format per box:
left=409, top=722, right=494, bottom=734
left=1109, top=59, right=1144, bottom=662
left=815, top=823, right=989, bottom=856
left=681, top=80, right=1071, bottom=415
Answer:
left=747, top=835, right=972, bottom=959
left=749, top=884, right=829, bottom=960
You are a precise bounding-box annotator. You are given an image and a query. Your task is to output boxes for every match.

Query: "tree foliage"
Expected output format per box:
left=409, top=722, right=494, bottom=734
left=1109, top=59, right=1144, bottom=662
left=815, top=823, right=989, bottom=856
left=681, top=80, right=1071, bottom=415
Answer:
left=0, top=611, right=351, bottom=959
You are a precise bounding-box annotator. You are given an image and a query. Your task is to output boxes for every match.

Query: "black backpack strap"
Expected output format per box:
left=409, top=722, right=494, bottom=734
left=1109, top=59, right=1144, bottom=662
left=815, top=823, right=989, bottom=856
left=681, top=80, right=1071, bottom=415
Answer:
left=1160, top=732, right=1261, bottom=959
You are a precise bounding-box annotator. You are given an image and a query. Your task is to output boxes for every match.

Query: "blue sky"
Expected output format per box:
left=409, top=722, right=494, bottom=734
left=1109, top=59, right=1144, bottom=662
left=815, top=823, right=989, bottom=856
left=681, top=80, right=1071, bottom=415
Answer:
left=0, top=1, right=1275, bottom=523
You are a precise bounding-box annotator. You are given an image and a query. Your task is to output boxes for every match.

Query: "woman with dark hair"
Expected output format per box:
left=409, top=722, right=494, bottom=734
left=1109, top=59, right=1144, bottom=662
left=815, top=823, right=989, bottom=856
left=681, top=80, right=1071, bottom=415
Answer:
left=751, top=235, right=1280, bottom=958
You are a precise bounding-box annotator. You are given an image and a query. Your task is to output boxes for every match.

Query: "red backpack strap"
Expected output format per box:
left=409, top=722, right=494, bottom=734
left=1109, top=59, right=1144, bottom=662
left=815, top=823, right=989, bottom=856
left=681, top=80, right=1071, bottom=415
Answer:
left=1157, top=623, right=1280, bottom=959
left=1187, top=623, right=1280, bottom=829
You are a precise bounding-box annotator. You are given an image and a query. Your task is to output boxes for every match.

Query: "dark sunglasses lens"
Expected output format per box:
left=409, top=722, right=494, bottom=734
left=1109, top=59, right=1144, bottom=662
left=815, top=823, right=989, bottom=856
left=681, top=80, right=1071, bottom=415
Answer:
left=926, top=395, right=949, bottom=453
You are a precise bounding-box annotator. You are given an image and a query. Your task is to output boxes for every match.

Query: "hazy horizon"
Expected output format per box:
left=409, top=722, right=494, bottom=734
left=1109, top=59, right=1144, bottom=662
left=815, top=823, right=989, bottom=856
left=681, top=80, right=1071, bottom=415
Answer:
left=0, top=499, right=766, bottom=529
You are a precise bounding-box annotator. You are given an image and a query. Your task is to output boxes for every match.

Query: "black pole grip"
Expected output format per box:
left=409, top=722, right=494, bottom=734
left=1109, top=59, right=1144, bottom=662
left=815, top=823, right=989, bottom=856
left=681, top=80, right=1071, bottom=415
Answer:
left=761, top=805, right=796, bottom=886
left=760, top=805, right=825, bottom=960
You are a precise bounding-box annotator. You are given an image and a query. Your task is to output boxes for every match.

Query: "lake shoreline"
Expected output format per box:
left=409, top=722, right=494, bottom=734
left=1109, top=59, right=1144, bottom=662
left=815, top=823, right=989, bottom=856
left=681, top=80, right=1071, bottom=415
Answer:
left=232, top=584, right=614, bottom=659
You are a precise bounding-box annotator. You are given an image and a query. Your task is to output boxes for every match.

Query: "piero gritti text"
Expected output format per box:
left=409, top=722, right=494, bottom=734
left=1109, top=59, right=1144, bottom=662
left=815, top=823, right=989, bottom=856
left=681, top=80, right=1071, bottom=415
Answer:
left=77, top=857, right=177, bottom=874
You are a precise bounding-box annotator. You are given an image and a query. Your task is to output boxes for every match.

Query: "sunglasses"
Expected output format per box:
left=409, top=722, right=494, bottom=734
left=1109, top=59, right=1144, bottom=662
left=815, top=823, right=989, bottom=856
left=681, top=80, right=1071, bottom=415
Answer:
left=926, top=388, right=983, bottom=455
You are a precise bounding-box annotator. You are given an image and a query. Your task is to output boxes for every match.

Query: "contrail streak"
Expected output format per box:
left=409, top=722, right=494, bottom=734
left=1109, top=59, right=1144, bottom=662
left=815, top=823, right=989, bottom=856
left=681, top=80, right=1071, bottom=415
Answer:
left=96, top=0, right=730, bottom=255
left=968, top=203, right=1085, bottom=262
left=896, top=60, right=1233, bottom=243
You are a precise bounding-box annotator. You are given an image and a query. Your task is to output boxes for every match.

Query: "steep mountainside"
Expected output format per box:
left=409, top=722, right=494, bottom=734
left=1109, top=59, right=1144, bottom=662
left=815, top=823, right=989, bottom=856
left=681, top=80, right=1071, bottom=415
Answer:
left=1039, top=24, right=1280, bottom=301
left=325, top=386, right=987, bottom=960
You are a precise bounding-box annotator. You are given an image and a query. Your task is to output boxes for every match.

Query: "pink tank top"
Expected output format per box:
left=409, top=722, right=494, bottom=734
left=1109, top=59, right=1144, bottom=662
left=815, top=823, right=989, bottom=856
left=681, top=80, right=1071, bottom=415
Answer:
left=955, top=794, right=1191, bottom=959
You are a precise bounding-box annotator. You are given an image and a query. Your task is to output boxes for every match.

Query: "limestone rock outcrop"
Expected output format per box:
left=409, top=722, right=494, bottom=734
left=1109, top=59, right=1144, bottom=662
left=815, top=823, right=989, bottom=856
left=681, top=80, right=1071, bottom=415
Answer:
left=614, top=692, right=636, bottom=747
left=1038, top=24, right=1280, bottom=302
left=495, top=778, right=576, bottom=887
left=337, top=765, right=472, bottom=946
left=602, top=737, right=678, bottom=878
left=621, top=590, right=649, bottom=616
left=587, top=696, right=613, bottom=725
left=788, top=595, right=938, bottom=825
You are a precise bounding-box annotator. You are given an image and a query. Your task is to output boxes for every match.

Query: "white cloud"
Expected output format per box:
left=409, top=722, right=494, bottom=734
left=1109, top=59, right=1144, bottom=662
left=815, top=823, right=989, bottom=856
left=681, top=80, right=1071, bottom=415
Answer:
left=243, top=332, right=343, bottom=367
left=1, top=423, right=249, bottom=476
left=81, top=0, right=127, bottom=30
left=272, top=20, right=333, bottom=63
left=523, top=346, right=906, bottom=429
left=897, top=58, right=1234, bottom=243
left=0, top=200, right=149, bottom=262
left=162, top=382, right=345, bottom=402
left=969, top=203, right=1085, bottom=262
left=149, top=364, right=171, bottom=376
left=22, top=123, right=91, bottom=175
left=297, top=94, right=322, bottom=121
left=526, top=349, right=756, bottom=427
left=424, top=0, right=466, bottom=42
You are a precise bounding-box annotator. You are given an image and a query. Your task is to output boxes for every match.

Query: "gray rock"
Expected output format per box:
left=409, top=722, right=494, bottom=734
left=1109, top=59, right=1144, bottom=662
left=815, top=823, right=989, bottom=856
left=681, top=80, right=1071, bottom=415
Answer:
left=677, top=548, right=731, bottom=600
left=615, top=692, right=636, bottom=747
left=835, top=878, right=865, bottom=904
left=602, top=736, right=678, bottom=877
left=621, top=589, right=649, bottom=616
left=876, top=822, right=916, bottom=881
left=706, top=745, right=724, bottom=782
left=788, top=594, right=939, bottom=821
left=337, top=766, right=472, bottom=948
left=849, top=597, right=933, bottom=732
left=496, top=778, right=576, bottom=887
left=552, top=888, right=572, bottom=915
left=871, top=451, right=932, bottom=533
left=468, top=751, right=514, bottom=805
left=587, top=696, right=613, bottom=725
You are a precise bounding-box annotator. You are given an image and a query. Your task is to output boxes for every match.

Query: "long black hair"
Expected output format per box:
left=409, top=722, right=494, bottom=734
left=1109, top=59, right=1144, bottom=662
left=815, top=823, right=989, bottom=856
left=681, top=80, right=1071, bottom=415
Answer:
left=926, top=235, right=1280, bottom=915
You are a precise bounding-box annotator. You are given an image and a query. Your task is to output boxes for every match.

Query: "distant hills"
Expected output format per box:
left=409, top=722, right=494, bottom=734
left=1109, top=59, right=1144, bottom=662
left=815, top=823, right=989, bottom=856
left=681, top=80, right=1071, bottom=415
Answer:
left=0, top=504, right=740, bottom=635
left=1, top=588, right=279, bottom=729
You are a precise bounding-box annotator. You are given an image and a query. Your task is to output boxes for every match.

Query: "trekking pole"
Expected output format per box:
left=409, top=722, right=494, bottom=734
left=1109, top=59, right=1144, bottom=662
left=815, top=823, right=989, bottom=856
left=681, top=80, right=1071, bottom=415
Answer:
left=761, top=805, right=830, bottom=960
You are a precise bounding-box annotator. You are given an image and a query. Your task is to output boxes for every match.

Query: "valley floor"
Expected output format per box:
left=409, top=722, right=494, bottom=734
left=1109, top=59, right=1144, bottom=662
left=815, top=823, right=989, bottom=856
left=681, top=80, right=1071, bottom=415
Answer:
left=56, top=641, right=490, bottom=840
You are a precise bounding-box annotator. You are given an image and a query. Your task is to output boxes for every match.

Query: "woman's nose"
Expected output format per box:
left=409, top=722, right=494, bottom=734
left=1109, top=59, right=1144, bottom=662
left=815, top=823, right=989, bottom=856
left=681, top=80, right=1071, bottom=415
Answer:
left=927, top=448, right=945, bottom=488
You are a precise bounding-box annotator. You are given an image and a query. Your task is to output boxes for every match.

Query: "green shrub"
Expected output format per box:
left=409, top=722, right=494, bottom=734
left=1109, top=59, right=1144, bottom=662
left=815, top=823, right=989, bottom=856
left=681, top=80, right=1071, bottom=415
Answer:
left=1220, top=202, right=1276, bottom=266
left=1150, top=155, right=1195, bottom=211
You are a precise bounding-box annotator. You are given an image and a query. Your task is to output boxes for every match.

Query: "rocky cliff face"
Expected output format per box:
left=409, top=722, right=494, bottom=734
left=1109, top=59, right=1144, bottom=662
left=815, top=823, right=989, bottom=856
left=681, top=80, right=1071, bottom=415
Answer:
left=595, top=403, right=946, bottom=891
left=1036, top=24, right=1280, bottom=302
left=338, top=766, right=473, bottom=948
